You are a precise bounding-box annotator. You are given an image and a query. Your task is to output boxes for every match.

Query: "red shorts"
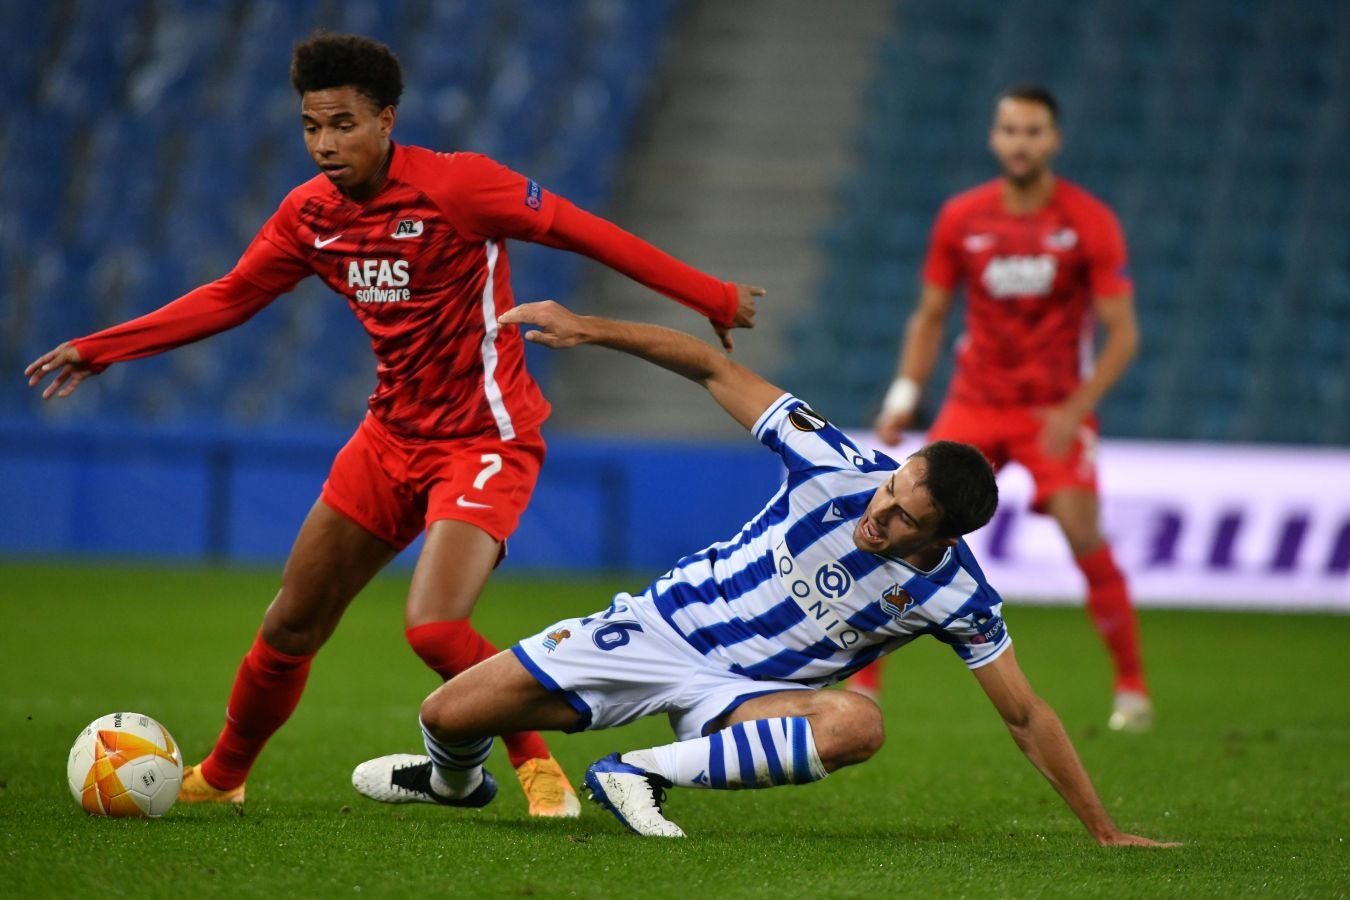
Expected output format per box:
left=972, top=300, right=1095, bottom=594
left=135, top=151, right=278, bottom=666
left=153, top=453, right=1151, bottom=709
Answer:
left=928, top=401, right=1099, bottom=513
left=320, top=413, right=546, bottom=550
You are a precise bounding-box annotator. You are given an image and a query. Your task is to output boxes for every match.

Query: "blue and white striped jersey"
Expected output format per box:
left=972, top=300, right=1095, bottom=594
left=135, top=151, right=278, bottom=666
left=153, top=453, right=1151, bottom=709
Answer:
left=624, top=394, right=1011, bottom=685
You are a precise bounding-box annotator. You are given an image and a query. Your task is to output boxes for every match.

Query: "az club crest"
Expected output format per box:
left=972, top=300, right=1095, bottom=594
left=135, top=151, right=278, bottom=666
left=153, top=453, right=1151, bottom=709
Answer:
left=1044, top=227, right=1078, bottom=250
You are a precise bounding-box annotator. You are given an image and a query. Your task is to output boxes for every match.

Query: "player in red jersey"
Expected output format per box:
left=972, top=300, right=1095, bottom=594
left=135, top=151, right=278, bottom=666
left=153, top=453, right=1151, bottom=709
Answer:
left=26, top=33, right=765, bottom=815
left=854, top=85, right=1151, bottom=731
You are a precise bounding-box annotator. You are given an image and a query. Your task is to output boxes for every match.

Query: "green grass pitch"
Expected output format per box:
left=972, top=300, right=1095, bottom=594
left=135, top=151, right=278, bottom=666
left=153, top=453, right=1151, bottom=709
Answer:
left=1, top=563, right=1346, bottom=898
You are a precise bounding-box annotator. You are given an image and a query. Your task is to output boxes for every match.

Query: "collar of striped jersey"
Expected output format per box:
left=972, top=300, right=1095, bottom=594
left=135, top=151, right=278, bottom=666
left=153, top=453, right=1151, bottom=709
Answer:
left=881, top=543, right=954, bottom=578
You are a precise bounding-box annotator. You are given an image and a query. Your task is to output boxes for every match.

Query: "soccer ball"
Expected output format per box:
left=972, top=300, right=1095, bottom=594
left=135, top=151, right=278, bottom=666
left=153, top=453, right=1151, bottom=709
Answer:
left=67, top=712, right=183, bottom=817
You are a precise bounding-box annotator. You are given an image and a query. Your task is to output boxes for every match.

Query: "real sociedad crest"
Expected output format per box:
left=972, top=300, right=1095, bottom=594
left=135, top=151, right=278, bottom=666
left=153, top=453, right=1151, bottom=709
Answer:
left=879, top=583, right=916, bottom=620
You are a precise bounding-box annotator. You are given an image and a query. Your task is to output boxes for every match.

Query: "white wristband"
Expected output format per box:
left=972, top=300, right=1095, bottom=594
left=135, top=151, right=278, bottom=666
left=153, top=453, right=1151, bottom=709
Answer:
left=881, top=377, right=920, bottom=417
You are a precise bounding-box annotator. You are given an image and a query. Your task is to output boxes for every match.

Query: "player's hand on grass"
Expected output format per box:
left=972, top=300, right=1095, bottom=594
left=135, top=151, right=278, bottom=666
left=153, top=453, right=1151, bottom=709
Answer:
left=25, top=342, right=94, bottom=399
left=713, top=284, right=766, bottom=352
left=499, top=301, right=592, bottom=349
left=1096, top=831, right=1183, bottom=848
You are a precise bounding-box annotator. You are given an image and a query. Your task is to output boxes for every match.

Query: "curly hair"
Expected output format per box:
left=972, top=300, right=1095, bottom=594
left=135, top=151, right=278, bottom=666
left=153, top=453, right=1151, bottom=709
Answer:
left=290, top=32, right=404, bottom=110
left=910, top=441, right=999, bottom=539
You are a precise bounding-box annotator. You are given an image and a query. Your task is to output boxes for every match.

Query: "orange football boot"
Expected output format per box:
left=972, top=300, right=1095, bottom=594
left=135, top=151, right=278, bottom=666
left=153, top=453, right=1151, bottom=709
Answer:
left=177, top=764, right=246, bottom=807
left=514, top=755, right=580, bottom=818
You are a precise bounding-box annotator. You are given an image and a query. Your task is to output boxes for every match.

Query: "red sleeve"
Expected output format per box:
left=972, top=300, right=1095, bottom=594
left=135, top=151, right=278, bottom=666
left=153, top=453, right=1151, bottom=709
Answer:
left=1082, top=203, right=1133, bottom=298
left=233, top=198, right=314, bottom=295
left=71, top=202, right=309, bottom=370
left=71, top=270, right=277, bottom=371
left=539, top=197, right=738, bottom=327
left=921, top=201, right=964, bottom=290
left=433, top=152, right=558, bottom=243
left=429, top=152, right=736, bottom=326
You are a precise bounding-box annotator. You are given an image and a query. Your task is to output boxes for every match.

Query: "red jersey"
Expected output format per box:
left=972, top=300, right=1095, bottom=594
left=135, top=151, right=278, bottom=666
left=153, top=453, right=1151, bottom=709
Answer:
left=234, top=145, right=558, bottom=439
left=922, top=178, right=1132, bottom=407
left=73, top=143, right=737, bottom=439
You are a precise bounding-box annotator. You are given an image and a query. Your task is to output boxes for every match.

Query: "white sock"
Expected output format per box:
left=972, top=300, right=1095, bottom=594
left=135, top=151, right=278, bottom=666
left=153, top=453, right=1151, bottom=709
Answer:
left=420, top=718, right=492, bottom=799
left=624, top=717, right=827, bottom=789
left=430, top=767, right=483, bottom=799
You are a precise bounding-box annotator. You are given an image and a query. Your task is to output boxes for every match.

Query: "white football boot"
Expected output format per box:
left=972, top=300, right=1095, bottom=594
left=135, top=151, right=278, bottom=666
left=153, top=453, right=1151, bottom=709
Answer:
left=584, top=753, right=685, bottom=838
left=352, top=754, right=497, bottom=807
left=1108, top=690, right=1155, bottom=733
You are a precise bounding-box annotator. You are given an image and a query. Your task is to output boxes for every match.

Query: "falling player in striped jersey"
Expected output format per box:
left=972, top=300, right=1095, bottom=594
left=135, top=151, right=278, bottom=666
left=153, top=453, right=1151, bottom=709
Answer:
left=861, top=85, right=1151, bottom=732
left=25, top=33, right=762, bottom=818
left=352, top=301, right=1177, bottom=848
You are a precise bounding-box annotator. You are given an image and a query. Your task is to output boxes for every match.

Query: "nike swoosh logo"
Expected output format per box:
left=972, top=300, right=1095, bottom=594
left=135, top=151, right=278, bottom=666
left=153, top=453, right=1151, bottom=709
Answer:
left=314, top=234, right=342, bottom=248
left=456, top=496, right=492, bottom=509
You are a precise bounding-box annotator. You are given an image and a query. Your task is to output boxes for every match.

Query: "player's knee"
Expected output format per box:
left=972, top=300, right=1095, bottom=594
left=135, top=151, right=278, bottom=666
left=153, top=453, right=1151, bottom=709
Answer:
left=418, top=689, right=456, bottom=741
left=1052, top=507, right=1104, bottom=556
left=1066, top=529, right=1104, bottom=559
left=814, top=691, right=885, bottom=771
left=845, top=697, right=886, bottom=764
left=261, top=582, right=351, bottom=654
left=418, top=680, right=478, bottom=743
left=260, top=607, right=327, bottom=656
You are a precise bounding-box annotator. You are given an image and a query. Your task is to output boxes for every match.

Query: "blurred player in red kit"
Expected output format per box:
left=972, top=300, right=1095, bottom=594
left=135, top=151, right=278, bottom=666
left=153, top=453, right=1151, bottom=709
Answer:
left=855, top=85, right=1151, bottom=731
left=26, top=33, right=765, bottom=814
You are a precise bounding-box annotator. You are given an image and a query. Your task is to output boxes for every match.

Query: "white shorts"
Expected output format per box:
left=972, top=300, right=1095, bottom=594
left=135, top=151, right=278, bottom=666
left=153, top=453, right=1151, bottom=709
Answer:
left=511, top=596, right=813, bottom=742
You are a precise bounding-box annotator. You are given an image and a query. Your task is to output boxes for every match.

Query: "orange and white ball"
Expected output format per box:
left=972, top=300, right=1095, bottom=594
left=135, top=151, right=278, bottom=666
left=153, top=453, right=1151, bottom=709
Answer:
left=67, top=712, right=183, bottom=817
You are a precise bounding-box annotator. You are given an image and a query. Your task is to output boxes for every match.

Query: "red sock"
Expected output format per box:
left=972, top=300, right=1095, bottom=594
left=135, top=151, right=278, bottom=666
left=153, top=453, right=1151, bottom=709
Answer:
left=200, top=632, right=314, bottom=790
left=406, top=620, right=550, bottom=768
left=1076, top=543, right=1147, bottom=694
left=848, top=659, right=886, bottom=695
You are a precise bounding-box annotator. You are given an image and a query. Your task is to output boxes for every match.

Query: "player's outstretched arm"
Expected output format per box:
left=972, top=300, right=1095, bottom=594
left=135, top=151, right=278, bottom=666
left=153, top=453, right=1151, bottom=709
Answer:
left=434, top=155, right=766, bottom=350
left=499, top=301, right=782, bottom=430
left=972, top=647, right=1180, bottom=848
left=24, top=271, right=278, bottom=401
left=540, top=198, right=765, bottom=351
